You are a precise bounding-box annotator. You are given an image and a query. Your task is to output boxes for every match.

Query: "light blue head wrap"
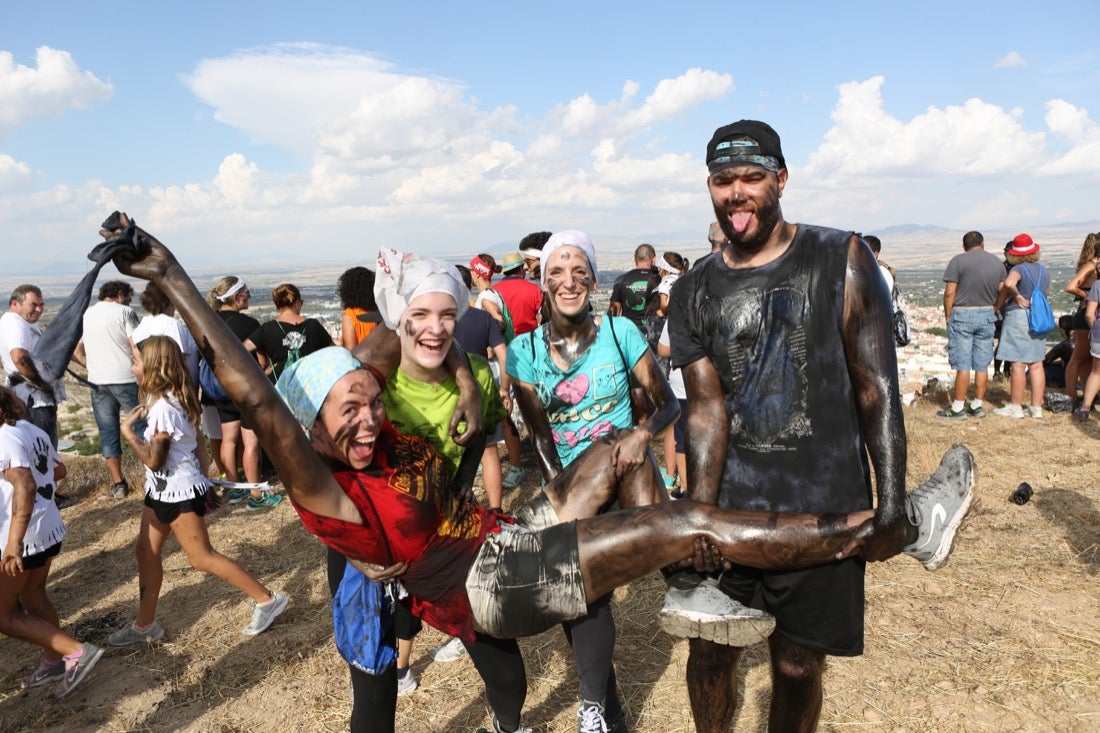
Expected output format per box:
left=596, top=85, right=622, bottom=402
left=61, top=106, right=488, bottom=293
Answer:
left=275, top=347, right=364, bottom=430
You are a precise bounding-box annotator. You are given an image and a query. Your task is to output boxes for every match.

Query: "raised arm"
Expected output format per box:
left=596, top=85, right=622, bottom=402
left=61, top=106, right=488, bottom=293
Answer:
left=839, top=234, right=907, bottom=561
left=103, top=215, right=355, bottom=523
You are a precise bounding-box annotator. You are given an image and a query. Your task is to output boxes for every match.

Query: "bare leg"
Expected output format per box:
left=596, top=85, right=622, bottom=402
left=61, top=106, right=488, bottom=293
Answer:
left=686, top=639, right=742, bottom=733
left=105, top=455, right=125, bottom=485
left=952, top=370, right=971, bottom=403
left=135, top=507, right=171, bottom=626
left=1009, top=361, right=1026, bottom=406
left=1027, top=361, right=1045, bottom=408
left=502, top=418, right=523, bottom=468
left=220, top=419, right=242, bottom=480
left=767, top=634, right=825, bottom=733
left=974, top=369, right=989, bottom=402
left=480, top=446, right=503, bottom=510
left=170, top=510, right=271, bottom=603
left=241, top=426, right=263, bottom=499
left=18, top=562, right=65, bottom=663
left=1081, top=360, right=1100, bottom=410
left=1065, top=330, right=1091, bottom=398
left=0, top=568, right=82, bottom=658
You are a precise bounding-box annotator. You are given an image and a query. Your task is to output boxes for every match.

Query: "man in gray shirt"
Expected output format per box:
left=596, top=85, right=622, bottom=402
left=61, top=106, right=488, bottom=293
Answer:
left=939, top=231, right=1006, bottom=418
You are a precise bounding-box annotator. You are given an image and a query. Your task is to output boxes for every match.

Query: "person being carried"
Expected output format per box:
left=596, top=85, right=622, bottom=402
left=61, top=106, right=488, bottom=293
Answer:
left=102, top=212, right=975, bottom=733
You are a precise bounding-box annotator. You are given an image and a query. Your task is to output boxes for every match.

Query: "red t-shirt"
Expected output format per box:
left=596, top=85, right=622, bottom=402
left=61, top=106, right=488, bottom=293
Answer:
left=492, top=276, right=543, bottom=336
left=291, top=421, right=505, bottom=641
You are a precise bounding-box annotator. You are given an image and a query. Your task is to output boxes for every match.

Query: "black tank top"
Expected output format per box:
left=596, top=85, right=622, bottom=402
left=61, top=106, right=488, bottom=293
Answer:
left=669, top=225, right=871, bottom=514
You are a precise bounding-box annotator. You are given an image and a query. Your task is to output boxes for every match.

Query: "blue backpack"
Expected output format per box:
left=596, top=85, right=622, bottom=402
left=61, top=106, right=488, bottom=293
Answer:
left=1022, top=265, right=1055, bottom=336
left=332, top=564, right=398, bottom=675
left=198, top=359, right=229, bottom=402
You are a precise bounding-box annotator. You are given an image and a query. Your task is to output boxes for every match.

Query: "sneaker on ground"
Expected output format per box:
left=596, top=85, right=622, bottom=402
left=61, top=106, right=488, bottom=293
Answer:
left=54, top=643, right=104, bottom=698
left=21, top=658, right=65, bottom=689
left=246, top=493, right=284, bottom=511
left=396, top=667, right=418, bottom=696
left=578, top=700, right=610, bottom=733
left=227, top=488, right=250, bottom=504
left=502, top=463, right=525, bottom=490
left=110, top=481, right=129, bottom=499
left=936, top=405, right=968, bottom=420
left=1027, top=405, right=1044, bottom=419
left=492, top=717, right=532, bottom=733
left=430, top=636, right=467, bottom=663
left=992, top=404, right=1025, bottom=419
left=108, top=620, right=166, bottom=646
left=966, top=404, right=986, bottom=418
left=903, top=444, right=976, bottom=571
left=54, top=493, right=79, bottom=509
left=243, top=591, right=289, bottom=635
left=658, top=579, right=775, bottom=646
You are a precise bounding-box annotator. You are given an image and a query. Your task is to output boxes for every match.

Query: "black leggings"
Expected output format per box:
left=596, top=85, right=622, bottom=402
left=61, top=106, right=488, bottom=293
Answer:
left=326, top=548, right=528, bottom=733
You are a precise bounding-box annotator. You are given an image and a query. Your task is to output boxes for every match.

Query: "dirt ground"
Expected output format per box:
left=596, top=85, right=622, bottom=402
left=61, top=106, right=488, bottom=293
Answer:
left=1, top=379, right=1098, bottom=733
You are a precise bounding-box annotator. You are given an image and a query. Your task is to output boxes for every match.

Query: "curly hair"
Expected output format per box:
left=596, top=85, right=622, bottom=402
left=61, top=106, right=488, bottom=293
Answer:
left=337, top=267, right=377, bottom=311
left=140, top=282, right=172, bottom=316
left=0, top=386, right=26, bottom=426
left=137, top=336, right=202, bottom=426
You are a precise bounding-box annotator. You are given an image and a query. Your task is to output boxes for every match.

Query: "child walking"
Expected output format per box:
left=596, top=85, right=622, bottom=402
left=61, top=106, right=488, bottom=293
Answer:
left=0, top=386, right=104, bottom=698
left=109, top=336, right=288, bottom=645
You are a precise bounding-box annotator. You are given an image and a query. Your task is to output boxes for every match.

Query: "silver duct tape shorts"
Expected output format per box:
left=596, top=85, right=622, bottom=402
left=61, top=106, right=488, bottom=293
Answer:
left=466, top=493, right=587, bottom=639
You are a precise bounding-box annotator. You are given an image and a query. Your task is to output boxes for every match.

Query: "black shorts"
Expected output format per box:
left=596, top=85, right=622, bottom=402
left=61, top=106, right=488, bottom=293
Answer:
left=1072, top=305, right=1089, bottom=331
left=144, top=492, right=210, bottom=525
left=214, top=399, right=255, bottom=431
left=22, top=542, right=62, bottom=570
left=718, top=557, right=866, bottom=656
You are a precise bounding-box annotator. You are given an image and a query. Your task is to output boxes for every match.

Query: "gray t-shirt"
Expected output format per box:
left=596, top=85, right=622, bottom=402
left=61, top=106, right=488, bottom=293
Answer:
left=942, top=248, right=1005, bottom=307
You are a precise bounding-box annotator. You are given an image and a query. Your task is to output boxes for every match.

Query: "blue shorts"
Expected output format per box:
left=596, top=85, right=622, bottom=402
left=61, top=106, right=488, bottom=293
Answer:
left=91, top=382, right=141, bottom=458
left=947, top=308, right=997, bottom=372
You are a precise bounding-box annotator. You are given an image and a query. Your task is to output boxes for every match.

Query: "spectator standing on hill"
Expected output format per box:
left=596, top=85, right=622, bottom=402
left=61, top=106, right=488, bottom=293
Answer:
left=72, top=281, right=141, bottom=498
left=938, top=231, right=1006, bottom=419
left=1063, top=232, right=1100, bottom=402
left=339, top=267, right=381, bottom=350
left=991, top=234, right=1050, bottom=419
left=0, top=286, right=63, bottom=448
left=608, top=244, right=660, bottom=336
left=519, top=231, right=551, bottom=283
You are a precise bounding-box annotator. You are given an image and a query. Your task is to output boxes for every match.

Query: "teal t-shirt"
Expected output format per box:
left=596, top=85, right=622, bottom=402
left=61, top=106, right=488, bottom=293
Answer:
left=507, top=316, right=646, bottom=467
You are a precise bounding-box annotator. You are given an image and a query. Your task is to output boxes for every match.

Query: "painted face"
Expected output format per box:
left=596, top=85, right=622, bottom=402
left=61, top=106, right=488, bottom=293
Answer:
left=315, top=369, right=386, bottom=470
left=12, top=292, right=45, bottom=324
left=523, top=256, right=541, bottom=280
left=708, top=165, right=786, bottom=251
left=398, top=291, right=457, bottom=378
left=544, top=246, right=594, bottom=317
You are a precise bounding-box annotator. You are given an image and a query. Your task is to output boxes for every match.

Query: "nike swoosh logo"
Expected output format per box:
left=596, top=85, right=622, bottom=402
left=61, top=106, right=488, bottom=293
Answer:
left=916, top=504, right=947, bottom=550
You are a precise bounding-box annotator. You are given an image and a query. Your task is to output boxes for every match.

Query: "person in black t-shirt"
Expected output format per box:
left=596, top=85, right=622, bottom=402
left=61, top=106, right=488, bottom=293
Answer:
left=245, top=283, right=334, bottom=384
left=608, top=244, right=660, bottom=335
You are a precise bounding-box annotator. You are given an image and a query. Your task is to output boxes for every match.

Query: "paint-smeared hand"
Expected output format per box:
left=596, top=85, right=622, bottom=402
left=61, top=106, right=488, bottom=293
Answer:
left=349, top=558, right=408, bottom=582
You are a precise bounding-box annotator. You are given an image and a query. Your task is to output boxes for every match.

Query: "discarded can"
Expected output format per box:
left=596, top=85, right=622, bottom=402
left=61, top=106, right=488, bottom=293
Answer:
left=1011, top=482, right=1033, bottom=505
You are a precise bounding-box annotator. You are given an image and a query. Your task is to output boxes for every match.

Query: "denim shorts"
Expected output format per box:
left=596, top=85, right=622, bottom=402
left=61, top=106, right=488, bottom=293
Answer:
left=465, top=494, right=587, bottom=639
left=91, top=382, right=141, bottom=458
left=947, top=307, right=997, bottom=372
left=996, top=309, right=1046, bottom=364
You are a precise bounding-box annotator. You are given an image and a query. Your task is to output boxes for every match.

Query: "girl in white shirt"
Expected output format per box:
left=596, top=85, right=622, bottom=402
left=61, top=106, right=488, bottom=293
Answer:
left=0, top=387, right=104, bottom=697
left=109, top=336, right=288, bottom=645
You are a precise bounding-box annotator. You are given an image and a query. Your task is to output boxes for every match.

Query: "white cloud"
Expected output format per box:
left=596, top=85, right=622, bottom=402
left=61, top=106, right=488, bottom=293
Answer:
left=951, top=191, right=1039, bottom=229
left=0, top=46, right=113, bottom=138
left=803, top=76, right=1048, bottom=181
left=995, top=51, right=1027, bottom=69
left=0, top=154, right=32, bottom=192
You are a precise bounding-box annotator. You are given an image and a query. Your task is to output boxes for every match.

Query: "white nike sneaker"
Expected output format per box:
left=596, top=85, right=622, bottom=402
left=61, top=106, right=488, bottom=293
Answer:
left=903, top=444, right=976, bottom=571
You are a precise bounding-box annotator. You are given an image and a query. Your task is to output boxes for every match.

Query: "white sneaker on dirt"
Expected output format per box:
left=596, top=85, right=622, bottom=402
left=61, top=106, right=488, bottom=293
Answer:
left=242, top=591, right=289, bottom=635
left=903, top=444, right=976, bottom=571
left=578, top=700, right=610, bottom=733
left=430, top=636, right=467, bottom=663
left=396, top=667, right=417, bottom=696
left=658, top=578, right=775, bottom=646
left=108, top=620, right=165, bottom=646
left=992, top=404, right=1025, bottom=419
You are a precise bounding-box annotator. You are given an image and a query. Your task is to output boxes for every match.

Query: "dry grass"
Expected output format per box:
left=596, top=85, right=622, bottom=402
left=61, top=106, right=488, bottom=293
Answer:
left=1, top=378, right=1099, bottom=732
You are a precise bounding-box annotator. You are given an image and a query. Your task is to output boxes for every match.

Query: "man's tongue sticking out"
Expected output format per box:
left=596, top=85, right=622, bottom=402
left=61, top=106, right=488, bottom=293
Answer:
left=731, top=212, right=753, bottom=233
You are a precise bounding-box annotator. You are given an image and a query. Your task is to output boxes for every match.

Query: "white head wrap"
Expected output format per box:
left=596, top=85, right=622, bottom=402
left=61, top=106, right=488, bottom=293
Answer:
left=216, top=278, right=247, bottom=302
left=659, top=252, right=685, bottom=274
left=540, top=230, right=598, bottom=286
left=374, top=247, right=468, bottom=329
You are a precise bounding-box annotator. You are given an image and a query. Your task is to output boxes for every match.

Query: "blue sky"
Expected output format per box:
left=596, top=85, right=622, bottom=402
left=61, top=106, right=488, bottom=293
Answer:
left=3, top=1, right=1099, bottom=273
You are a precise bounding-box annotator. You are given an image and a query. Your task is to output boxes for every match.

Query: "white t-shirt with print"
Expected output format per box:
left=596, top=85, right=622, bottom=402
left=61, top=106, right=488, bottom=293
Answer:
left=141, top=394, right=209, bottom=503
left=0, top=420, right=66, bottom=556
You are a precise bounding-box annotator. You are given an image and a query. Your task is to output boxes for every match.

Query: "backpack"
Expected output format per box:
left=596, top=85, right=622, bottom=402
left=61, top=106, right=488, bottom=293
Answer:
left=198, top=358, right=229, bottom=402
left=487, top=288, right=516, bottom=344
left=1022, top=265, right=1055, bottom=336
left=331, top=563, right=398, bottom=675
